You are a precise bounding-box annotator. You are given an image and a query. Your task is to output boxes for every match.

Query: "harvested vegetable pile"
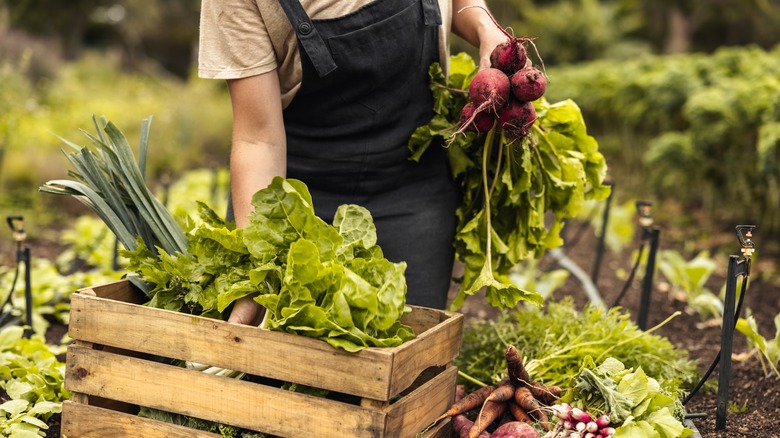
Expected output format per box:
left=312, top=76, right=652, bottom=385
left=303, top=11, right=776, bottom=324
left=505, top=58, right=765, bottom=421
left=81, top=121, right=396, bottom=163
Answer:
left=432, top=344, right=560, bottom=438
left=40, top=118, right=415, bottom=353
left=410, top=48, right=610, bottom=311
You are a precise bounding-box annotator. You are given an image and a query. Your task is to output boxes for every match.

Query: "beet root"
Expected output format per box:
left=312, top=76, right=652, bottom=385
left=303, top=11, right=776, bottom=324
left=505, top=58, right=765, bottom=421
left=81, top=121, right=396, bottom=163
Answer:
left=490, top=38, right=529, bottom=76
left=460, top=102, right=496, bottom=133
left=491, top=421, right=540, bottom=438
left=497, top=99, right=536, bottom=139
left=468, top=67, right=510, bottom=111
left=510, top=66, right=547, bottom=102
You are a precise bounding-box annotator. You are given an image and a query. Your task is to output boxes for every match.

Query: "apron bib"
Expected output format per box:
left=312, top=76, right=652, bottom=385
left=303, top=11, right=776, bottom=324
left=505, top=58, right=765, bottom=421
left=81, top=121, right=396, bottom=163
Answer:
left=277, top=0, right=458, bottom=309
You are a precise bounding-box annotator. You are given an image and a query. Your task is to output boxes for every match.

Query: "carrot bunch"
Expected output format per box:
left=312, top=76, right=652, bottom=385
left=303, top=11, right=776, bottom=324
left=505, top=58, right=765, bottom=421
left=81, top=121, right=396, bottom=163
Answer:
left=438, top=345, right=564, bottom=438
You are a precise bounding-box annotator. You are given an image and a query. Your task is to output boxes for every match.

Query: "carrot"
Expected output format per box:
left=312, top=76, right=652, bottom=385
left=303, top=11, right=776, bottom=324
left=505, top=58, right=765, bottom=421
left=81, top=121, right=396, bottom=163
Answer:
left=505, top=345, right=532, bottom=386
left=470, top=399, right=508, bottom=438
left=484, top=376, right=516, bottom=404
left=436, top=384, right=496, bottom=422
left=452, top=415, right=491, bottom=438
left=508, top=401, right=534, bottom=424
left=514, top=386, right=551, bottom=430
left=529, top=383, right=563, bottom=406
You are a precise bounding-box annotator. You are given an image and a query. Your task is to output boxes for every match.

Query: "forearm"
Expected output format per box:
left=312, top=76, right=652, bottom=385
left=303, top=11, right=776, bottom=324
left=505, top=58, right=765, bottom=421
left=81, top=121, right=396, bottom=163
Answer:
left=229, top=139, right=286, bottom=228
left=451, top=0, right=509, bottom=68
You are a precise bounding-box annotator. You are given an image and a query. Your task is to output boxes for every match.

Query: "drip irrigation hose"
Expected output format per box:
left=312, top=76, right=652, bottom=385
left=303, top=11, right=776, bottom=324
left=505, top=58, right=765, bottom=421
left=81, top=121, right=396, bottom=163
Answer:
left=682, top=273, right=749, bottom=407
left=611, top=242, right=645, bottom=308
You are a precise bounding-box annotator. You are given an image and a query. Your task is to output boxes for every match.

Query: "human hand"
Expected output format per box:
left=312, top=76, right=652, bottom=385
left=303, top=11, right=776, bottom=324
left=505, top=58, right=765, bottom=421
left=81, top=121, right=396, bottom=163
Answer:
left=228, top=295, right=266, bottom=326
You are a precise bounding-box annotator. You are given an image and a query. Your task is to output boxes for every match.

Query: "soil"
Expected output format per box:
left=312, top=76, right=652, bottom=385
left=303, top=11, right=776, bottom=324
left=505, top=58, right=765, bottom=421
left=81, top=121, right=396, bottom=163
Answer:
left=6, top=218, right=779, bottom=438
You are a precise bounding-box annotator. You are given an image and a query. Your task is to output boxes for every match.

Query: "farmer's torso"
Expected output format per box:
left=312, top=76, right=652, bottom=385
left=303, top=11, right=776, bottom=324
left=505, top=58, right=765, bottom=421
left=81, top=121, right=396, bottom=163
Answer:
left=280, top=0, right=442, bottom=197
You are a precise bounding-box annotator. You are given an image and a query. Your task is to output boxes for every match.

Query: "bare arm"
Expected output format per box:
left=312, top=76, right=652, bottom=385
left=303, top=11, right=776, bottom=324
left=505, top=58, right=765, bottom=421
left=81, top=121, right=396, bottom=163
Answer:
left=225, top=71, right=286, bottom=325
left=451, top=0, right=509, bottom=69
left=226, top=71, right=287, bottom=229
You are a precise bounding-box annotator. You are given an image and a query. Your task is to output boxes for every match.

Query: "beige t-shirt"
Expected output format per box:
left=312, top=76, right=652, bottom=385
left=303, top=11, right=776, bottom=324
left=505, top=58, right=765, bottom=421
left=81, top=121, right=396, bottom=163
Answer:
left=198, top=0, right=452, bottom=108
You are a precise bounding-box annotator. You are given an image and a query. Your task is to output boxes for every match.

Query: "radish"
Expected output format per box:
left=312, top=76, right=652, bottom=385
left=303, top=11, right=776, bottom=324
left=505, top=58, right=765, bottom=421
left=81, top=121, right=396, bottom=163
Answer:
left=497, top=98, right=536, bottom=139
left=460, top=101, right=496, bottom=133
left=594, top=415, right=610, bottom=428
left=510, top=66, right=547, bottom=102
left=570, top=408, right=591, bottom=423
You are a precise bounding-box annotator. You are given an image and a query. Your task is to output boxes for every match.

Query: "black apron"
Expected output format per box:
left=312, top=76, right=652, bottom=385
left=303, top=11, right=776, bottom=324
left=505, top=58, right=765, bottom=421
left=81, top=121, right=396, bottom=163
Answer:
left=274, top=0, right=458, bottom=309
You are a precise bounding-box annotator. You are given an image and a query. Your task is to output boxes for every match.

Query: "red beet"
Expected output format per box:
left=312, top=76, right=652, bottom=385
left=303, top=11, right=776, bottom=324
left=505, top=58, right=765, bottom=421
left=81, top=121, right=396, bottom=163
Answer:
left=469, top=67, right=511, bottom=112
left=491, top=39, right=528, bottom=76
left=491, top=421, right=540, bottom=438
left=510, top=66, right=547, bottom=102
left=460, top=102, right=496, bottom=133
left=497, top=99, right=536, bottom=139
left=451, top=414, right=492, bottom=438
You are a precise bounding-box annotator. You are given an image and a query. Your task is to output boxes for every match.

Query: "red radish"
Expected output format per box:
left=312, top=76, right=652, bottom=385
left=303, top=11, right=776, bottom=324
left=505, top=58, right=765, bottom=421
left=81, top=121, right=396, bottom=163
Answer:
left=594, top=415, right=610, bottom=428
left=497, top=99, right=536, bottom=139
left=510, top=66, right=547, bottom=102
left=492, top=421, right=540, bottom=438
left=460, top=101, right=496, bottom=133
left=570, top=408, right=591, bottom=423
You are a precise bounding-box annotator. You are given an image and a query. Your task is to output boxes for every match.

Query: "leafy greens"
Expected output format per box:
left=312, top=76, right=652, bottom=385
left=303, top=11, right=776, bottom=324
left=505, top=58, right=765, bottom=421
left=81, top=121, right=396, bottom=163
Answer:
left=123, top=177, right=414, bottom=352
left=409, top=53, right=611, bottom=310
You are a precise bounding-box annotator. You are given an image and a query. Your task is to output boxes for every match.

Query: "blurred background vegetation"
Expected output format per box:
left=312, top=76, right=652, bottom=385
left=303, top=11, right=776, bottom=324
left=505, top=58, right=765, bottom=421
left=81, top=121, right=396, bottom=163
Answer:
left=1, top=0, right=779, bottom=249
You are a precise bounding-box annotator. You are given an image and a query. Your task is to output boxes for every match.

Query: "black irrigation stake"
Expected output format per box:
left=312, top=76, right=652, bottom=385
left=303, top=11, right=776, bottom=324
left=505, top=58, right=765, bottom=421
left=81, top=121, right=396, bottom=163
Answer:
left=6, top=216, right=33, bottom=336
left=591, top=181, right=614, bottom=284
left=635, top=202, right=660, bottom=331
left=716, top=225, right=755, bottom=431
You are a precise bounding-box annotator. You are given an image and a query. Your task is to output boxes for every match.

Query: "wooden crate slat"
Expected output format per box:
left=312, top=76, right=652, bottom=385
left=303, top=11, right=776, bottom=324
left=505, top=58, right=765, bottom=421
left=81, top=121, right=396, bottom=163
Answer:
left=65, top=344, right=387, bottom=437
left=383, top=365, right=457, bottom=436
left=61, top=401, right=220, bottom=438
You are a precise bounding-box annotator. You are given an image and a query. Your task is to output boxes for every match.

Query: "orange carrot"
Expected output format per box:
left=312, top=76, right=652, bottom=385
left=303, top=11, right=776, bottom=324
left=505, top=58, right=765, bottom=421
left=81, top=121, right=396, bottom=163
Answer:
left=436, top=384, right=495, bottom=422
left=508, top=401, right=534, bottom=424
left=514, top=386, right=551, bottom=430
left=505, top=345, right=532, bottom=386
left=484, top=376, right=516, bottom=404
left=529, top=383, right=563, bottom=405
left=470, top=399, right=508, bottom=438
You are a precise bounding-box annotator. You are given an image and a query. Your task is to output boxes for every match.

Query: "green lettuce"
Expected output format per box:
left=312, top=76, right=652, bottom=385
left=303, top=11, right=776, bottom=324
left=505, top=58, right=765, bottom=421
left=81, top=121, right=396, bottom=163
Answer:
left=123, top=177, right=414, bottom=352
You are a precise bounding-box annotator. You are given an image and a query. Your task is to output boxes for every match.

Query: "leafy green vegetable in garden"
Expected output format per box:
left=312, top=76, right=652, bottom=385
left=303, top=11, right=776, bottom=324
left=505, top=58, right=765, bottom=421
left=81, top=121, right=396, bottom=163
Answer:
left=0, top=326, right=68, bottom=438
left=123, top=177, right=415, bottom=352
left=562, top=357, right=693, bottom=438
left=455, top=298, right=699, bottom=395
left=409, top=53, right=611, bottom=310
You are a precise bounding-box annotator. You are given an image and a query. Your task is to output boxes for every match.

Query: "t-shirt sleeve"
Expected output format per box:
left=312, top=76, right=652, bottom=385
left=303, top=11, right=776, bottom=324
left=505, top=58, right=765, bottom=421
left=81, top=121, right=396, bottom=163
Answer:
left=198, top=0, right=278, bottom=79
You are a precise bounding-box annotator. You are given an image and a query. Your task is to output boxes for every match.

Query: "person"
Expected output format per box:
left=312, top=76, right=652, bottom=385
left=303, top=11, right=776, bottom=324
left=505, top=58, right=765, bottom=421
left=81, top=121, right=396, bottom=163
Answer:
left=198, top=0, right=507, bottom=325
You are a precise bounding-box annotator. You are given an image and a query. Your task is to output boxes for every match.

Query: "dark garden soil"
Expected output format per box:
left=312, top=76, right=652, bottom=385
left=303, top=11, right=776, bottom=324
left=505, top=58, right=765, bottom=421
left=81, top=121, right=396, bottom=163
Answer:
left=8, top=216, right=780, bottom=438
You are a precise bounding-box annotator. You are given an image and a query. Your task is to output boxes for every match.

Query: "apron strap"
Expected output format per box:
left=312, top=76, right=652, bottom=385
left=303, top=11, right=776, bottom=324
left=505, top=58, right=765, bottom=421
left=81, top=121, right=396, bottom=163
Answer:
left=421, top=0, right=442, bottom=26
left=278, top=0, right=338, bottom=78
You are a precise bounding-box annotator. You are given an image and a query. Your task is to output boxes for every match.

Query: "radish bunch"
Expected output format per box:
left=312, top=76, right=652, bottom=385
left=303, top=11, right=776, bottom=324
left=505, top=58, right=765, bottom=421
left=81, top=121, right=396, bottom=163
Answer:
left=455, top=8, right=547, bottom=140
left=543, top=403, right=616, bottom=438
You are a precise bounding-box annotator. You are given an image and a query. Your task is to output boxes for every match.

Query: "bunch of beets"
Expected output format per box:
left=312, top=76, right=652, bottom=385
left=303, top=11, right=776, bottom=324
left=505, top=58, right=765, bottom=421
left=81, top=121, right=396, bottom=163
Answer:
left=456, top=25, right=547, bottom=140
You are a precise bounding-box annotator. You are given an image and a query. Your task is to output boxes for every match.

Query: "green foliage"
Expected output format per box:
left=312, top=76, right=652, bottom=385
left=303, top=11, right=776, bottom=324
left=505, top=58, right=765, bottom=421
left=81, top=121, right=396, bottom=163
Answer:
left=657, top=249, right=722, bottom=320
left=0, top=326, right=68, bottom=438
left=0, top=51, right=231, bottom=212
left=454, top=298, right=699, bottom=395
left=544, top=44, right=780, bottom=233
left=0, top=257, right=122, bottom=334
left=735, top=313, right=780, bottom=379
left=123, top=177, right=415, bottom=352
left=564, top=357, right=693, bottom=437
left=410, top=53, right=611, bottom=310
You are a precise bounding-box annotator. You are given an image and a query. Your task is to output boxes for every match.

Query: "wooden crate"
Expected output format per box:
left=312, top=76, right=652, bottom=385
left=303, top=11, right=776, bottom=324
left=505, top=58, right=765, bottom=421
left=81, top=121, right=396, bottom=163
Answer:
left=62, top=279, right=462, bottom=438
